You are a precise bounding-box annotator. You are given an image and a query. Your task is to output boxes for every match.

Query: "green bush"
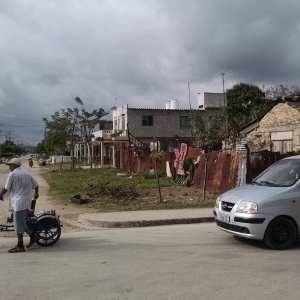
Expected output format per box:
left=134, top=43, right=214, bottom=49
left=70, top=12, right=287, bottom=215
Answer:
left=283, top=150, right=300, bottom=158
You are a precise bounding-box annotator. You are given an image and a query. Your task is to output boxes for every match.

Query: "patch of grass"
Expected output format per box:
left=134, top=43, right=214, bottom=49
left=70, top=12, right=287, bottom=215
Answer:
left=143, top=172, right=165, bottom=179
left=40, top=164, right=217, bottom=211
left=41, top=165, right=175, bottom=200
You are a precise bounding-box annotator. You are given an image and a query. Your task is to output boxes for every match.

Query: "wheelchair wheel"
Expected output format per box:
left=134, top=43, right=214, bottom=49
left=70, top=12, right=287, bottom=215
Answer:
left=35, top=216, right=61, bottom=247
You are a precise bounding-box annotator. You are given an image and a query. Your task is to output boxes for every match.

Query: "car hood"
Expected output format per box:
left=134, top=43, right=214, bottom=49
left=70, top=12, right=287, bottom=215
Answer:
left=220, top=184, right=287, bottom=204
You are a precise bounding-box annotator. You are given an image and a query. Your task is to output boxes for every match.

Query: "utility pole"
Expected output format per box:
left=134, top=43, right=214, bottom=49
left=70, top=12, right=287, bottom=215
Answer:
left=188, top=82, right=193, bottom=137
left=214, top=70, right=232, bottom=150
left=0, top=123, right=5, bottom=159
left=214, top=69, right=232, bottom=106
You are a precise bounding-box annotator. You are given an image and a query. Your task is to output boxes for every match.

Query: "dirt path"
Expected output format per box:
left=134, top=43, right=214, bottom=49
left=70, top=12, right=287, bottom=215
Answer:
left=0, top=156, right=100, bottom=236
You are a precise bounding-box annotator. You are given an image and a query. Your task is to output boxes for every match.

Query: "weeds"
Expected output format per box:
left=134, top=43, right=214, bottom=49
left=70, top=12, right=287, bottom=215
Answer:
left=86, top=183, right=139, bottom=202
left=40, top=164, right=216, bottom=211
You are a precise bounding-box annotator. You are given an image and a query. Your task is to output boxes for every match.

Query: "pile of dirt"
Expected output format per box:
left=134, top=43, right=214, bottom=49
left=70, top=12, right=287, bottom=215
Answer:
left=86, top=183, right=140, bottom=204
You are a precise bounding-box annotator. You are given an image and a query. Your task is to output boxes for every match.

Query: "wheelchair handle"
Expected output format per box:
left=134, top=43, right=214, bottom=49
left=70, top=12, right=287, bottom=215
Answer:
left=31, top=199, right=37, bottom=211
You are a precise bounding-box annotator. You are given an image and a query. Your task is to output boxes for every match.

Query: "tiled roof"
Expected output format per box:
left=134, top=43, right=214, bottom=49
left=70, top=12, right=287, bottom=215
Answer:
left=287, top=101, right=300, bottom=110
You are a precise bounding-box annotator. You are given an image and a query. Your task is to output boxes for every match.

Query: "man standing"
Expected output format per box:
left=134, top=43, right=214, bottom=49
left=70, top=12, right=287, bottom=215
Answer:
left=0, top=158, right=39, bottom=253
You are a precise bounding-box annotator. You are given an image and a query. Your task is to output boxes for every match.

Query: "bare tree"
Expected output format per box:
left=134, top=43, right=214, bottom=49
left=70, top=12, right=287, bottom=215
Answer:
left=262, top=84, right=300, bottom=100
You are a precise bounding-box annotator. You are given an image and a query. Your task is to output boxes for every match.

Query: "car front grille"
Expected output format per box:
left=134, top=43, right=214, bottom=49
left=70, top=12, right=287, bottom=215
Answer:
left=216, top=219, right=250, bottom=234
left=220, top=201, right=235, bottom=212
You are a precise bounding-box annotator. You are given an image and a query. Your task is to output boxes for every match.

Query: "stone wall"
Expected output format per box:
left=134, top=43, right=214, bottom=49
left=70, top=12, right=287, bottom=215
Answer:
left=246, top=103, right=300, bottom=152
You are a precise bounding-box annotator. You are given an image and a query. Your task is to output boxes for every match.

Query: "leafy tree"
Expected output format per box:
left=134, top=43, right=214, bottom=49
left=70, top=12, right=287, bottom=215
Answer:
left=226, top=83, right=269, bottom=125
left=190, top=83, right=272, bottom=150
left=189, top=110, right=224, bottom=151
left=73, top=97, right=109, bottom=168
left=42, top=97, right=109, bottom=169
left=43, top=112, right=71, bottom=156
left=36, top=139, right=53, bottom=156
left=0, top=140, right=24, bottom=156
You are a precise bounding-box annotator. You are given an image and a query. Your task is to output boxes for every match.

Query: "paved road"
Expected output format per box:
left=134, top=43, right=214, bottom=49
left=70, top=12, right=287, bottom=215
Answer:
left=1, top=223, right=300, bottom=300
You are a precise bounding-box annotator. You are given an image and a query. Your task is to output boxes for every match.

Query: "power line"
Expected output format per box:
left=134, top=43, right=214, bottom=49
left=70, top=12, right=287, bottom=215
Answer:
left=0, top=110, right=45, bottom=120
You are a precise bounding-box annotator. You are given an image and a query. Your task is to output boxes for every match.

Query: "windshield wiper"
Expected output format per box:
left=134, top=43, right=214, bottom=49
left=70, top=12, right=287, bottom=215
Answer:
left=251, top=181, right=262, bottom=186
left=259, top=180, right=275, bottom=186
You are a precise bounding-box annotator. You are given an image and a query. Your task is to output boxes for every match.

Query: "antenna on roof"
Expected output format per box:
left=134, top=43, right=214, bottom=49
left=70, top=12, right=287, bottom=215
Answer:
left=214, top=69, right=233, bottom=106
left=188, top=82, right=192, bottom=137
left=188, top=82, right=191, bottom=110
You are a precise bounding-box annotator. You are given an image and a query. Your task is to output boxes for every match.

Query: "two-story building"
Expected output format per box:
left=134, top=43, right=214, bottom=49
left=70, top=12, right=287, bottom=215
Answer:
left=75, top=94, right=224, bottom=167
left=113, top=100, right=220, bottom=145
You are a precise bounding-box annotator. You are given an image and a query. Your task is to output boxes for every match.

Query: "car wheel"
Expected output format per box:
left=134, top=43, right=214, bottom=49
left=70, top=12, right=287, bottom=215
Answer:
left=264, top=217, right=297, bottom=250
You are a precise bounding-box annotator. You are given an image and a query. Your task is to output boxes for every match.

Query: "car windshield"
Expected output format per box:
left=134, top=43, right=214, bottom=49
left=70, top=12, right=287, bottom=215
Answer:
left=253, top=159, right=300, bottom=187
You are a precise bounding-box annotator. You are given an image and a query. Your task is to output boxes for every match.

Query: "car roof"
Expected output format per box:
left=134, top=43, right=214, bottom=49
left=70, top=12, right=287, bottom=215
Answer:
left=282, top=155, right=300, bottom=160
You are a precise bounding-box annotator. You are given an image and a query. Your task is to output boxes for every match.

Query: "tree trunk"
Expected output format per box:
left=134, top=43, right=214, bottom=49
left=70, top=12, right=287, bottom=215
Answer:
left=88, top=143, right=93, bottom=169
left=155, top=161, right=162, bottom=203
left=203, top=155, right=208, bottom=201
left=60, top=156, right=63, bottom=171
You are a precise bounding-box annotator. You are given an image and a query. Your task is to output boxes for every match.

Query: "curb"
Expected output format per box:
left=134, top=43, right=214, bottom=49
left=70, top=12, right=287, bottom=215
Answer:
left=84, top=217, right=215, bottom=228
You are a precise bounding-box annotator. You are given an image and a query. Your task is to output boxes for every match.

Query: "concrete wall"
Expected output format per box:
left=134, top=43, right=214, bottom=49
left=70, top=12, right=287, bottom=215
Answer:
left=198, top=92, right=226, bottom=110
left=113, top=105, right=128, bottom=131
left=127, top=108, right=219, bottom=144
left=51, top=156, right=72, bottom=163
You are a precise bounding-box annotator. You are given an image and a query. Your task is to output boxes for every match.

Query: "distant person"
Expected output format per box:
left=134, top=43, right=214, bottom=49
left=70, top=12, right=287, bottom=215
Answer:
left=28, top=157, right=33, bottom=167
left=0, top=158, right=39, bottom=253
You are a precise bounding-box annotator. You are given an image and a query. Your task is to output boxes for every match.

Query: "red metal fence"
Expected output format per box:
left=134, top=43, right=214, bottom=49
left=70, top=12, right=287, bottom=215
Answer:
left=192, top=151, right=239, bottom=194
left=118, top=148, right=282, bottom=194
left=120, top=148, right=175, bottom=175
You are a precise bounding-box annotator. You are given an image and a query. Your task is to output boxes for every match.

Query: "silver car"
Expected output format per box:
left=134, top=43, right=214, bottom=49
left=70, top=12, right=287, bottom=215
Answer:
left=213, top=155, right=300, bottom=250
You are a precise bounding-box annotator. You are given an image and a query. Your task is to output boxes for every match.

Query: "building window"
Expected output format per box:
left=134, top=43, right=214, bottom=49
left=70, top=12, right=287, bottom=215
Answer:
left=121, top=115, right=125, bottom=129
left=142, top=115, right=153, bottom=126
left=180, top=116, right=191, bottom=128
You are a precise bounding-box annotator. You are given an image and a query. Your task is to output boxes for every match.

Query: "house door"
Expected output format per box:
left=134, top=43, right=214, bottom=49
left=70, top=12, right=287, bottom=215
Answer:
left=272, top=140, right=293, bottom=154
left=271, top=131, right=293, bottom=154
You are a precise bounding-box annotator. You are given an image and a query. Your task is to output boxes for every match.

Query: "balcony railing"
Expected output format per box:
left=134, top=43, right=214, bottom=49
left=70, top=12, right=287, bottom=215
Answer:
left=92, top=129, right=128, bottom=141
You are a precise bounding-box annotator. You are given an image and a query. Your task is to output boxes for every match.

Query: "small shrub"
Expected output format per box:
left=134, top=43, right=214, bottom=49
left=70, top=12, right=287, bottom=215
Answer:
left=283, top=150, right=300, bottom=158
left=144, top=172, right=165, bottom=179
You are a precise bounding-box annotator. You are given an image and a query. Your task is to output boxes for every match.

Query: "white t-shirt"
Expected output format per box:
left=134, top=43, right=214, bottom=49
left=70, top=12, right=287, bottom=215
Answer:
left=5, top=167, right=38, bottom=211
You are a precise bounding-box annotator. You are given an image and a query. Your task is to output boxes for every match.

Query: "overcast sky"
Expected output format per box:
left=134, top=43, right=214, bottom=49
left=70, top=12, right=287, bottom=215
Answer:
left=0, top=0, right=300, bottom=145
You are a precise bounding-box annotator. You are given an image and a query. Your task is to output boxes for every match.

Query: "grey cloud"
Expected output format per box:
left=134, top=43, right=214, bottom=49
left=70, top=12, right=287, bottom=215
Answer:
left=0, top=0, right=300, bottom=144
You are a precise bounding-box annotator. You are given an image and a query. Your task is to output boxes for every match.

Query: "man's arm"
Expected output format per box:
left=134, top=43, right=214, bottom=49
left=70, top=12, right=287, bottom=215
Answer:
left=0, top=188, right=8, bottom=200
left=34, top=186, right=39, bottom=199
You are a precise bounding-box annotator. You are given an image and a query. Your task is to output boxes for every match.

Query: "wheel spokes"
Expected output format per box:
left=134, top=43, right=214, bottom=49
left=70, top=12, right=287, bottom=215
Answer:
left=35, top=219, right=61, bottom=245
left=272, top=225, right=290, bottom=243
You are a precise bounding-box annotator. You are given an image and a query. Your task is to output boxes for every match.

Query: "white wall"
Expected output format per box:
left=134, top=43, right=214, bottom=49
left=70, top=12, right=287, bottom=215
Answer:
left=113, top=105, right=128, bottom=130
left=198, top=92, right=226, bottom=110
left=51, top=156, right=72, bottom=163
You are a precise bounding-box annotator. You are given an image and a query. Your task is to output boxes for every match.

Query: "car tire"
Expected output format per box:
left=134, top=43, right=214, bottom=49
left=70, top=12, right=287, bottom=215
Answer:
left=264, top=217, right=297, bottom=250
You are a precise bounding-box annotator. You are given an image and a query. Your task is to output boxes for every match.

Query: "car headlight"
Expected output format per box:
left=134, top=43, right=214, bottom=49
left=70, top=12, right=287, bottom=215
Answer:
left=236, top=201, right=258, bottom=214
left=215, top=196, right=220, bottom=208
